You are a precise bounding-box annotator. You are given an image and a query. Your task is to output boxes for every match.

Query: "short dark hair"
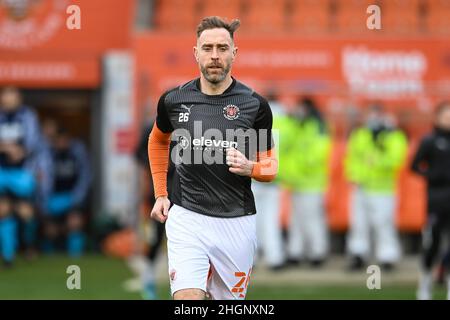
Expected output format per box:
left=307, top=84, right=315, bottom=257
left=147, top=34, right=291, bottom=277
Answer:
left=196, top=16, right=240, bottom=40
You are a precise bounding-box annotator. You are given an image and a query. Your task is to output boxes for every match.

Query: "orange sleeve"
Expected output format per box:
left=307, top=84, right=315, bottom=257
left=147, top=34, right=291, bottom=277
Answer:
left=251, top=148, right=278, bottom=182
left=148, top=125, right=171, bottom=198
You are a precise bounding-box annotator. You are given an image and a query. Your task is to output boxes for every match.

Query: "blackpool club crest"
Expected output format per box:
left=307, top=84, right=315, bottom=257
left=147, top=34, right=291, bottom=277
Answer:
left=223, top=104, right=240, bottom=120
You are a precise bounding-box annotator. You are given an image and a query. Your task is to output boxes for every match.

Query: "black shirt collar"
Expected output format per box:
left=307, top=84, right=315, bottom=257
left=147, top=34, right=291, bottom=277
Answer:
left=195, top=77, right=236, bottom=96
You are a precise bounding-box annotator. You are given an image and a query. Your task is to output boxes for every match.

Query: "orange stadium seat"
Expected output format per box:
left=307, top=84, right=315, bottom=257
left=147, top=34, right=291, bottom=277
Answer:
left=427, top=12, right=450, bottom=34
left=242, top=0, right=287, bottom=32
left=336, top=10, right=371, bottom=34
left=291, top=9, right=329, bottom=33
left=381, top=13, right=420, bottom=34
left=427, top=0, right=450, bottom=11
left=289, top=0, right=330, bottom=33
left=334, top=0, right=381, bottom=34
left=380, top=0, right=421, bottom=34
left=200, top=0, right=242, bottom=21
left=155, top=0, right=201, bottom=31
left=336, top=0, right=381, bottom=11
left=426, top=0, right=450, bottom=34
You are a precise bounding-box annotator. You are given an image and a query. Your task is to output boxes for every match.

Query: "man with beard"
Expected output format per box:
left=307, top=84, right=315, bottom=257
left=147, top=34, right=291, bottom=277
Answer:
left=413, top=102, right=450, bottom=300
left=148, top=16, right=278, bottom=300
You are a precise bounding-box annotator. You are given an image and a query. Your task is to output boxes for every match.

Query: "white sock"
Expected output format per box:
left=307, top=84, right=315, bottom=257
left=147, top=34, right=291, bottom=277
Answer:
left=127, top=255, right=147, bottom=276
left=417, top=270, right=433, bottom=300
left=141, top=261, right=155, bottom=286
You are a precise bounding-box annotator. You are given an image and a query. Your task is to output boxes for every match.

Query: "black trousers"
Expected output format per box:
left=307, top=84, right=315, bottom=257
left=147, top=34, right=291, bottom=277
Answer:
left=146, top=220, right=166, bottom=262
left=422, top=199, right=450, bottom=270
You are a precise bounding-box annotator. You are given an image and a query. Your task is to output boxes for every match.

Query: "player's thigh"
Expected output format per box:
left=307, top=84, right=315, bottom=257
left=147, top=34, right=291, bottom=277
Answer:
left=14, top=200, right=34, bottom=220
left=208, top=245, right=255, bottom=300
left=167, top=239, right=210, bottom=296
left=166, top=205, right=210, bottom=296
left=66, top=210, right=84, bottom=230
left=207, top=215, right=257, bottom=300
left=0, top=196, right=12, bottom=217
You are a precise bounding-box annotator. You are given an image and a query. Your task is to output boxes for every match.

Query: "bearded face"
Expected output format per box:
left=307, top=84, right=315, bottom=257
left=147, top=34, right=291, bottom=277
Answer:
left=199, top=57, right=232, bottom=85
left=195, top=28, right=236, bottom=86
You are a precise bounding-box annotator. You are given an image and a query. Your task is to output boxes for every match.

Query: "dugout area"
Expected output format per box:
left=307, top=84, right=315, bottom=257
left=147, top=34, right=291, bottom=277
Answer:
left=25, top=89, right=93, bottom=147
left=21, top=88, right=100, bottom=219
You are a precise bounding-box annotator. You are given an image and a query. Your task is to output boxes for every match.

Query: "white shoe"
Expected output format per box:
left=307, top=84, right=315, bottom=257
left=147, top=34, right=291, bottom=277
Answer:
left=416, top=288, right=432, bottom=300
left=417, top=270, right=432, bottom=300
left=126, top=255, right=147, bottom=276
left=122, top=277, right=143, bottom=292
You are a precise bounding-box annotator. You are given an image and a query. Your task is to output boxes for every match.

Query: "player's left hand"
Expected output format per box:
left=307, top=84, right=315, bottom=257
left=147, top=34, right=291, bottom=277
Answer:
left=226, top=148, right=254, bottom=177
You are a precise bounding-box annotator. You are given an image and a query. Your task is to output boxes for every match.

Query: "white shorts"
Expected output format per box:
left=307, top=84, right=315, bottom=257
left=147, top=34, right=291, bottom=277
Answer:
left=165, top=204, right=257, bottom=300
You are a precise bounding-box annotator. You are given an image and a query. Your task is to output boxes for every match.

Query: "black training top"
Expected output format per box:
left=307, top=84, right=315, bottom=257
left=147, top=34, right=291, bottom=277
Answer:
left=412, top=127, right=450, bottom=188
left=155, top=77, right=273, bottom=218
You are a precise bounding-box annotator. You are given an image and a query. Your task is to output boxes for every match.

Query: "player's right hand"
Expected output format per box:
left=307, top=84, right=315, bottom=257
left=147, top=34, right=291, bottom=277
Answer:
left=151, top=196, right=171, bottom=223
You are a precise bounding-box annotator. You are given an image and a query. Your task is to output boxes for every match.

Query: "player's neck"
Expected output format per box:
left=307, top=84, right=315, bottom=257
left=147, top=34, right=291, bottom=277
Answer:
left=199, top=75, right=233, bottom=95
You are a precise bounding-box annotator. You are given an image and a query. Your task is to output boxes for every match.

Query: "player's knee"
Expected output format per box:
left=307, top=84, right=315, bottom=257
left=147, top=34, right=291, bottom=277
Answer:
left=15, top=201, right=34, bottom=220
left=67, top=212, right=83, bottom=231
left=0, top=198, right=11, bottom=217
left=173, top=289, right=206, bottom=300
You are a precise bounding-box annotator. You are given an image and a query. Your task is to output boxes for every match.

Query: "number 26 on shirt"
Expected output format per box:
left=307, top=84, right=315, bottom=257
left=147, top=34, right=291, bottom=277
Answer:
left=178, top=112, right=189, bottom=122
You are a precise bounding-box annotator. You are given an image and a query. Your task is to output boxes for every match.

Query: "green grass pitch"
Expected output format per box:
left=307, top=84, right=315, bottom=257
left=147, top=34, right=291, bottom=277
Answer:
left=0, top=254, right=447, bottom=300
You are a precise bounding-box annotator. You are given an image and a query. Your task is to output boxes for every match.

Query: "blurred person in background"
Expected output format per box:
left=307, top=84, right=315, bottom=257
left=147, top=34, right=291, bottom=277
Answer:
left=436, top=249, right=450, bottom=287
left=34, top=118, right=58, bottom=213
left=0, top=86, right=41, bottom=267
left=40, top=118, right=59, bottom=150
left=131, top=117, right=176, bottom=299
left=253, top=91, right=286, bottom=271
left=283, top=97, right=331, bottom=267
left=41, top=126, right=91, bottom=258
left=412, top=102, right=450, bottom=300
left=345, top=103, right=408, bottom=271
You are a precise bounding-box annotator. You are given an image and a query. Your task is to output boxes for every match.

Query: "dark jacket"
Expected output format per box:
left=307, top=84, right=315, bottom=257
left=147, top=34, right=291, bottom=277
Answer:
left=411, top=127, right=450, bottom=212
